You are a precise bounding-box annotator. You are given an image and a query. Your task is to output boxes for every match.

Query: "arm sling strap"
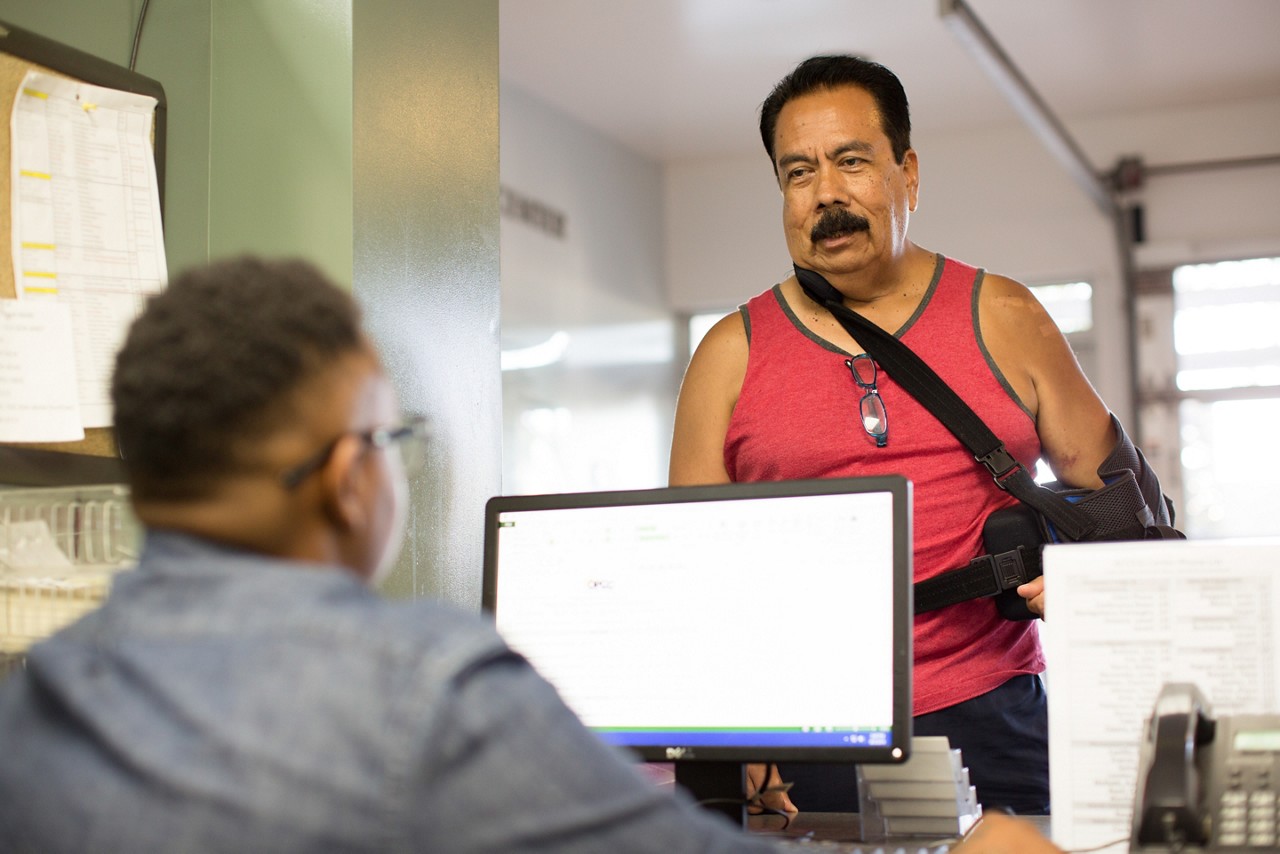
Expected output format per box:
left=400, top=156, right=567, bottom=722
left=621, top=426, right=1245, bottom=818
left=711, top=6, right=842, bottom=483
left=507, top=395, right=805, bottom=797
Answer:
left=794, top=264, right=1180, bottom=616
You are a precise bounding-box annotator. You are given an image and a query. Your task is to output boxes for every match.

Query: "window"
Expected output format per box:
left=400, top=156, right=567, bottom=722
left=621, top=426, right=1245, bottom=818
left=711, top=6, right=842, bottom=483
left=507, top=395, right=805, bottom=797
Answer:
left=1029, top=281, right=1093, bottom=335
left=1169, top=257, right=1280, bottom=538
left=1174, top=258, right=1280, bottom=391
left=501, top=321, right=678, bottom=494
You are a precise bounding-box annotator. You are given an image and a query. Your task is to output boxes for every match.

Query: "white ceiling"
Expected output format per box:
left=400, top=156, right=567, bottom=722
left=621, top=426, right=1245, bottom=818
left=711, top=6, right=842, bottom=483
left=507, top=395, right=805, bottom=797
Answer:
left=500, top=0, right=1280, bottom=163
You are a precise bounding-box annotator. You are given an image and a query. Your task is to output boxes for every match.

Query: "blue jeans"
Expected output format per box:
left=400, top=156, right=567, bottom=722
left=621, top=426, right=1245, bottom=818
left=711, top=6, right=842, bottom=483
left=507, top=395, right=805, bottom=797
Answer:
left=778, top=674, right=1050, bottom=815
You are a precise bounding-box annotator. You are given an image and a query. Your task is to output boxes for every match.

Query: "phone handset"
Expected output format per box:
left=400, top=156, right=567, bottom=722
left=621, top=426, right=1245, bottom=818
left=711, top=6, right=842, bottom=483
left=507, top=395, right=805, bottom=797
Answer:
left=1132, top=682, right=1215, bottom=849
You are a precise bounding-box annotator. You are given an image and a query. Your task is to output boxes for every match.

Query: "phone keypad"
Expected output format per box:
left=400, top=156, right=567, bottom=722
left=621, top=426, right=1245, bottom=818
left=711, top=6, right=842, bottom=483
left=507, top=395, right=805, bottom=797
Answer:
left=1218, top=788, right=1278, bottom=848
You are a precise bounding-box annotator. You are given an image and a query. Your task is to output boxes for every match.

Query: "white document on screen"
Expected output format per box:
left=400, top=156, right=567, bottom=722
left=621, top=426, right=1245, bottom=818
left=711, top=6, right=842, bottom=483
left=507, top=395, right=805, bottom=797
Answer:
left=495, top=492, right=897, bottom=733
left=1042, top=538, right=1280, bottom=850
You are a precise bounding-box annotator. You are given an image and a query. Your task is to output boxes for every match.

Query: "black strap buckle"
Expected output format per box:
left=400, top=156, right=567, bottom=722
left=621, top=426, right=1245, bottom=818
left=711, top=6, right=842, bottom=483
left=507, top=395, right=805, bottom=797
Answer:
left=976, top=446, right=1022, bottom=490
left=990, top=549, right=1030, bottom=591
left=913, top=547, right=1035, bottom=614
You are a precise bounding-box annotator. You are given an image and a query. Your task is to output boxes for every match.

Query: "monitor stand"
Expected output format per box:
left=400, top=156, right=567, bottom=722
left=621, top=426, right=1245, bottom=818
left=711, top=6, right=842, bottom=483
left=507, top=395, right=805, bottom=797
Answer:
left=674, top=761, right=747, bottom=828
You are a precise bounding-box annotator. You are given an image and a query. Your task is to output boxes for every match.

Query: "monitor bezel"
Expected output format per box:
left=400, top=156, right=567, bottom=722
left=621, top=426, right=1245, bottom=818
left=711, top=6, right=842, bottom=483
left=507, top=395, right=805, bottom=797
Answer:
left=481, top=475, right=913, bottom=766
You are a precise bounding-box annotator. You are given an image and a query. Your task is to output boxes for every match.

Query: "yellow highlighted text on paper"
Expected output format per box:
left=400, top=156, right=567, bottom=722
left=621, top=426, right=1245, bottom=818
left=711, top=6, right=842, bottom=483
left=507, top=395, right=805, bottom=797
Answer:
left=21, top=88, right=48, bottom=99
left=18, top=169, right=51, bottom=180
left=21, top=242, right=56, bottom=251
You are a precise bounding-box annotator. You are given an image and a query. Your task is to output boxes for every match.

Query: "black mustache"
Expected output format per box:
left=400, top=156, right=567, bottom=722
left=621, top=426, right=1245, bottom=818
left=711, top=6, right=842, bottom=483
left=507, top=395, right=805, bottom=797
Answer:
left=811, top=208, right=870, bottom=243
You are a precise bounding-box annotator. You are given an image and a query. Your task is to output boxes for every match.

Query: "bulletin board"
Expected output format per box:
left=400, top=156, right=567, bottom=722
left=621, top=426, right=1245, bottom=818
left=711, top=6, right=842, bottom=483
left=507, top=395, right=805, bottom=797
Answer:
left=0, top=19, right=166, bottom=468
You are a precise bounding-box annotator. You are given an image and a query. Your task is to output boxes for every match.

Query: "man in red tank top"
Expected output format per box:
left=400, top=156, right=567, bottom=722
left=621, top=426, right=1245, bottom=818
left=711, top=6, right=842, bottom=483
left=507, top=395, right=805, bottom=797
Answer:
left=669, top=55, right=1122, bottom=817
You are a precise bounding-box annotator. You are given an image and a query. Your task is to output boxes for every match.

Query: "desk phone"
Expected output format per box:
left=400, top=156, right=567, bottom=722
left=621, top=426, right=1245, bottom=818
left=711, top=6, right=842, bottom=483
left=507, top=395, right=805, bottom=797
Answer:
left=1132, top=683, right=1280, bottom=852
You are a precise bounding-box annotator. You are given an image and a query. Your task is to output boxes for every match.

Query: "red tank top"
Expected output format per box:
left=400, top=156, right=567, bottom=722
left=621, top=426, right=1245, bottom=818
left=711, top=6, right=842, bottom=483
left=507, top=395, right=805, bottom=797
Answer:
left=725, top=255, right=1044, bottom=715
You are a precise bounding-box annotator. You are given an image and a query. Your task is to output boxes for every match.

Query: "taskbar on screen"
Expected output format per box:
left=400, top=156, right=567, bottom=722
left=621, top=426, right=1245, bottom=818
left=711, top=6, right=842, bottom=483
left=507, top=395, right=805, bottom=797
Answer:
left=597, top=727, right=893, bottom=748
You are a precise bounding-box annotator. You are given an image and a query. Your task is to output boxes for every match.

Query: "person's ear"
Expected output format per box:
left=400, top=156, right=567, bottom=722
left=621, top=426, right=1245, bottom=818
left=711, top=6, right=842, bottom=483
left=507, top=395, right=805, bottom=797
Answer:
left=903, top=148, right=920, bottom=212
left=319, top=434, right=369, bottom=533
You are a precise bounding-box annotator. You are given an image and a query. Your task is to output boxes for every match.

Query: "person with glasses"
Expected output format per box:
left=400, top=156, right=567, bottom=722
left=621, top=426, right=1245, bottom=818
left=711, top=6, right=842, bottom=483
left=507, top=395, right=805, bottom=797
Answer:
left=0, top=257, right=784, bottom=853
left=669, top=55, right=1129, bottom=816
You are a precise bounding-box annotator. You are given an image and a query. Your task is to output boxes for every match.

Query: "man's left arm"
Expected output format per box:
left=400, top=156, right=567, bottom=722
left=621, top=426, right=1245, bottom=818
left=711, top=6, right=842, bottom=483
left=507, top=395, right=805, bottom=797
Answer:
left=978, top=273, right=1119, bottom=617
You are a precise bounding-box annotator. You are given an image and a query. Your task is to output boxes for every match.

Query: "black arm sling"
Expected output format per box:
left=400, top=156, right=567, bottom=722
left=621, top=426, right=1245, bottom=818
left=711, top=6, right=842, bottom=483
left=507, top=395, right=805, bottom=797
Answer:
left=793, top=264, right=1181, bottom=617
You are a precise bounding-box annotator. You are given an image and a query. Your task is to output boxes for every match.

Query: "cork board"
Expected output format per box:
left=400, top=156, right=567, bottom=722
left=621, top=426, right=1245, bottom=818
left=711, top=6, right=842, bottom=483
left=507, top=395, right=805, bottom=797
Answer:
left=0, top=21, right=166, bottom=460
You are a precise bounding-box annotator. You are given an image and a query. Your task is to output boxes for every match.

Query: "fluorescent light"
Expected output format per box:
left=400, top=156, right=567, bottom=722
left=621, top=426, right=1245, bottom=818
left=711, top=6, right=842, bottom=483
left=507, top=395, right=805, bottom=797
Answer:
left=501, top=331, right=570, bottom=371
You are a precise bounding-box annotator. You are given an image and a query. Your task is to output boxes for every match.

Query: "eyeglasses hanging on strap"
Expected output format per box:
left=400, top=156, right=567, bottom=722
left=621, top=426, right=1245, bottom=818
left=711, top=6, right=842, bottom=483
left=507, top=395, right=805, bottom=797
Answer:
left=847, top=353, right=888, bottom=448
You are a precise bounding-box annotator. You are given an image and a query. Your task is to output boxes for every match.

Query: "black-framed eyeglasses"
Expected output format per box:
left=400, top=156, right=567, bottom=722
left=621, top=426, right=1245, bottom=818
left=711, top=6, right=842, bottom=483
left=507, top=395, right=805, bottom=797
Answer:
left=846, top=354, right=888, bottom=448
left=281, top=415, right=429, bottom=489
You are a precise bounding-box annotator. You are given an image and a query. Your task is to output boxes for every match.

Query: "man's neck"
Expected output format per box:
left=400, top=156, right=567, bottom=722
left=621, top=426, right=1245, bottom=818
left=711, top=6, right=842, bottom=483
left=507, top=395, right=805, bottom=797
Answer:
left=799, top=243, right=934, bottom=310
left=133, top=479, right=325, bottom=566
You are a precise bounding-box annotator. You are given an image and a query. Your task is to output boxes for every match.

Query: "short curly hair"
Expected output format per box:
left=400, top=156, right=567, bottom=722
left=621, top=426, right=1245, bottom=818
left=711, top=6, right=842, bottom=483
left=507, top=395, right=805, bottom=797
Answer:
left=112, top=256, right=364, bottom=500
left=759, top=54, right=913, bottom=171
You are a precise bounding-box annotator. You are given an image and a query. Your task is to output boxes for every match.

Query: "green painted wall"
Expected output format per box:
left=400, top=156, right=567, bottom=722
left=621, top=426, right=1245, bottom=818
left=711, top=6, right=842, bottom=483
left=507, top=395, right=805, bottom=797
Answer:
left=208, top=1, right=352, bottom=287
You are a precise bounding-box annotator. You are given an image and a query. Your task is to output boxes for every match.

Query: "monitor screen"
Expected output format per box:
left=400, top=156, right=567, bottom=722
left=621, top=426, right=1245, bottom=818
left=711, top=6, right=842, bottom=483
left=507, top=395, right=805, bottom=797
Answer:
left=482, top=475, right=913, bottom=774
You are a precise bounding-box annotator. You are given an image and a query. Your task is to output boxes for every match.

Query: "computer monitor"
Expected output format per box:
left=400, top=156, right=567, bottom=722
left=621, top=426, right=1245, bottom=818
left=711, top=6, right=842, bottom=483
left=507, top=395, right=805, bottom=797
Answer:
left=481, top=475, right=913, bottom=826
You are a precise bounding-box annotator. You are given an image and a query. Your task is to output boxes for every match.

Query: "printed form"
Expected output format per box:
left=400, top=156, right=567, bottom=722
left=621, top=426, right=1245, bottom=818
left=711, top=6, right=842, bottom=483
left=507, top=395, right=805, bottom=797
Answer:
left=0, top=299, right=81, bottom=442
left=10, top=70, right=166, bottom=429
left=1043, top=538, right=1280, bottom=850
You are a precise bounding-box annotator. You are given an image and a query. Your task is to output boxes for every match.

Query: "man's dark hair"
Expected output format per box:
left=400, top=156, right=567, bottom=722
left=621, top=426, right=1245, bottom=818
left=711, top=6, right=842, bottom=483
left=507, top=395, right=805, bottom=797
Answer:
left=759, top=54, right=912, bottom=170
left=112, top=256, right=364, bottom=500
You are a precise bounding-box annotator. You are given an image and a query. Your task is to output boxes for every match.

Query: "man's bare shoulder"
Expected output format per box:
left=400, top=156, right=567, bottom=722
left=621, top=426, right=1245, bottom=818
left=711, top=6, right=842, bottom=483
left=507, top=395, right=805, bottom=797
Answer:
left=971, top=270, right=1075, bottom=418
left=670, top=309, right=749, bottom=485
left=977, top=271, right=1052, bottom=323
left=692, top=308, right=749, bottom=365
left=975, top=271, right=1066, bottom=360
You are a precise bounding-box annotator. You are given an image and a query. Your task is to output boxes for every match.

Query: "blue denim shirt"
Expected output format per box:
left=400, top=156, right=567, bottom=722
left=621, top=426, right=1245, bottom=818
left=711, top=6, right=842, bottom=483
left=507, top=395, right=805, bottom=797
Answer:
left=0, top=531, right=779, bottom=853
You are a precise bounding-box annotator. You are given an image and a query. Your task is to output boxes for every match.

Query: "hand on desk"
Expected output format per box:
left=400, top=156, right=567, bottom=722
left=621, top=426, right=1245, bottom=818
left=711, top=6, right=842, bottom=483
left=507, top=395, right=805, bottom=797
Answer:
left=953, top=813, right=1062, bottom=853
left=746, top=763, right=798, bottom=815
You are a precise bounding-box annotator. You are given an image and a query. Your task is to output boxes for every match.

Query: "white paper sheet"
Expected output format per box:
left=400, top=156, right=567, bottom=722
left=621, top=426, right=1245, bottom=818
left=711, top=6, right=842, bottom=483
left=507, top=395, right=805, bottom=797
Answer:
left=0, top=299, right=83, bottom=442
left=1043, top=538, right=1280, bottom=850
left=10, top=70, right=166, bottom=428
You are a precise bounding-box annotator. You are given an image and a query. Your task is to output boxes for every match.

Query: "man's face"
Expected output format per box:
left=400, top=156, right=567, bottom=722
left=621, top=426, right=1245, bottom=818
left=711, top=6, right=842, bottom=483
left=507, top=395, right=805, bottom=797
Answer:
left=292, top=348, right=408, bottom=585
left=772, top=85, right=919, bottom=281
